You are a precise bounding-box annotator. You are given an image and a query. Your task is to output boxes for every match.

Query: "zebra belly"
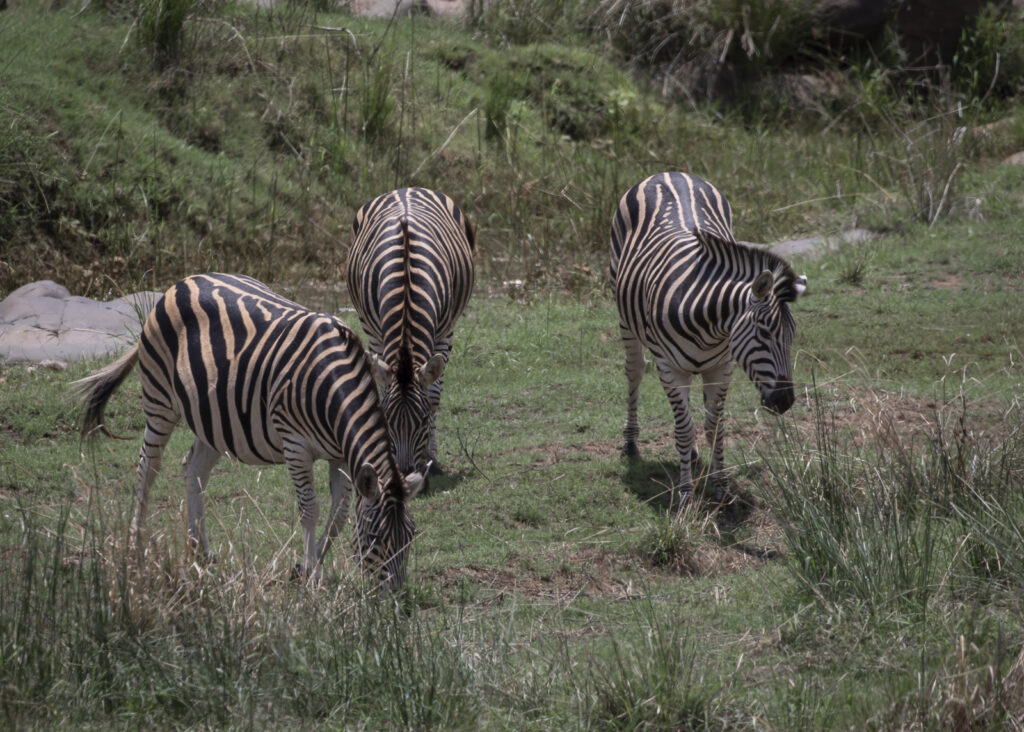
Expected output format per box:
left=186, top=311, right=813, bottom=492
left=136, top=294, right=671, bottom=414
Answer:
left=170, top=381, right=286, bottom=466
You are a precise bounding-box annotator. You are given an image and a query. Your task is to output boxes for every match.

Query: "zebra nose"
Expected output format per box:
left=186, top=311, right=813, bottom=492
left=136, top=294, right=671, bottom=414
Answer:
left=762, top=384, right=795, bottom=415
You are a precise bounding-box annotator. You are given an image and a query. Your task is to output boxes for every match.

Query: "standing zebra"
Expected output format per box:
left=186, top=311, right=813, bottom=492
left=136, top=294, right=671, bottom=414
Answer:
left=347, top=187, right=475, bottom=478
left=74, top=273, right=423, bottom=588
left=610, top=172, right=807, bottom=507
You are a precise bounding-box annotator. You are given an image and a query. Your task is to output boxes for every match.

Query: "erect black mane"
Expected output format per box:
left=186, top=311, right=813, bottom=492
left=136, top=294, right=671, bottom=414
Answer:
left=732, top=239, right=801, bottom=303
left=395, top=345, right=415, bottom=387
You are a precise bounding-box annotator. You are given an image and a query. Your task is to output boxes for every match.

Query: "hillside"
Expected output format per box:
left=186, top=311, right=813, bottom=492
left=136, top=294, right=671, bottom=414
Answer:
left=2, top=0, right=1023, bottom=300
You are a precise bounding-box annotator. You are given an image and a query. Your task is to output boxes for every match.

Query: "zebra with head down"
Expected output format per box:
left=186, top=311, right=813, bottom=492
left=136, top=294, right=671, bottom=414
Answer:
left=74, top=273, right=422, bottom=588
left=610, top=172, right=807, bottom=507
left=347, top=187, right=475, bottom=480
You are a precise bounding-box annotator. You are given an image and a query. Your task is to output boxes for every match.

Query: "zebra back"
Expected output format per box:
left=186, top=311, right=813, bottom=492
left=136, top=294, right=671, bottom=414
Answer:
left=137, top=274, right=399, bottom=483
left=346, top=187, right=475, bottom=474
left=611, top=172, right=803, bottom=303
left=348, top=187, right=475, bottom=369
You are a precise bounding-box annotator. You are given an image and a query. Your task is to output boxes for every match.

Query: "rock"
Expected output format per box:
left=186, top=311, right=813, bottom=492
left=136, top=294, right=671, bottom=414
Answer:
left=812, top=0, right=895, bottom=45
left=765, top=228, right=875, bottom=261
left=0, top=282, right=161, bottom=363
left=1003, top=150, right=1024, bottom=166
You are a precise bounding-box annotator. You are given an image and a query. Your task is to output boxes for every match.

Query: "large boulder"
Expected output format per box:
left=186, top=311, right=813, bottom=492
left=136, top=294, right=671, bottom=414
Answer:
left=895, top=0, right=992, bottom=64
left=0, top=281, right=160, bottom=363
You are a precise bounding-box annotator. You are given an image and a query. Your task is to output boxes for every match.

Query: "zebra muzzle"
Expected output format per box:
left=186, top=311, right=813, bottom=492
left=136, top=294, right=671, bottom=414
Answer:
left=761, top=384, right=795, bottom=415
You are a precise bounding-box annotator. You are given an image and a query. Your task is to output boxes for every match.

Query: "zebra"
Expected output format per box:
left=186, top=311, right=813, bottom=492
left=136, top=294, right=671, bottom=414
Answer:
left=347, top=187, right=475, bottom=479
left=73, top=273, right=423, bottom=588
left=610, top=172, right=807, bottom=508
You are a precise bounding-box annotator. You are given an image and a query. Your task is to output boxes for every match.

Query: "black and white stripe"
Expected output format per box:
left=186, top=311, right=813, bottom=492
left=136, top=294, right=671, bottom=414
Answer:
left=610, top=172, right=807, bottom=506
left=347, top=187, right=475, bottom=477
left=74, top=273, right=422, bottom=588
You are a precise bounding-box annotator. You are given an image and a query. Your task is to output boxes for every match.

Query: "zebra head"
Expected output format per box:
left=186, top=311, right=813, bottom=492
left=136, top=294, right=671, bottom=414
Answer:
left=370, top=351, right=445, bottom=475
left=731, top=268, right=807, bottom=415
left=351, top=462, right=425, bottom=590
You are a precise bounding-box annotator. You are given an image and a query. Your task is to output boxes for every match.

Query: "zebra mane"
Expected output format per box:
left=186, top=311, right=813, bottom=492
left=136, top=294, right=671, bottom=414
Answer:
left=717, top=236, right=801, bottom=303
left=397, top=215, right=416, bottom=387
left=395, top=345, right=415, bottom=387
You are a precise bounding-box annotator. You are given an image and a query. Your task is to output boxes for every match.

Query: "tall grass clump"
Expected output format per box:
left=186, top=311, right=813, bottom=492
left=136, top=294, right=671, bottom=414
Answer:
left=0, top=500, right=476, bottom=727
left=465, top=0, right=593, bottom=46
left=591, top=0, right=813, bottom=101
left=135, top=0, right=198, bottom=70
left=570, top=600, right=728, bottom=728
left=766, top=381, right=1024, bottom=613
left=953, top=3, right=1024, bottom=107
left=765, top=388, right=940, bottom=613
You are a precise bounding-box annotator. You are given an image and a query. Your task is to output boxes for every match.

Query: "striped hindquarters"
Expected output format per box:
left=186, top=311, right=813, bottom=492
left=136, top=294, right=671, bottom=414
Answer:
left=347, top=187, right=474, bottom=367
left=346, top=187, right=475, bottom=474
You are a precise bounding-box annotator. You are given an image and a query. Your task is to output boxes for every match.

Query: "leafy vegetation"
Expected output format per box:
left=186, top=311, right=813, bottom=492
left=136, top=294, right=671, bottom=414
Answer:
left=2, top=0, right=1024, bottom=727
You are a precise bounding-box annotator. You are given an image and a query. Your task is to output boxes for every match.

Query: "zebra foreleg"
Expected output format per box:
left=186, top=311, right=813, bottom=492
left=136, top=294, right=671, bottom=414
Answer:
left=131, top=416, right=176, bottom=553
left=316, top=460, right=353, bottom=564
left=182, top=438, right=221, bottom=559
left=702, top=363, right=734, bottom=502
left=621, top=325, right=647, bottom=457
left=284, top=447, right=321, bottom=580
left=425, top=342, right=451, bottom=475
left=656, top=361, right=697, bottom=509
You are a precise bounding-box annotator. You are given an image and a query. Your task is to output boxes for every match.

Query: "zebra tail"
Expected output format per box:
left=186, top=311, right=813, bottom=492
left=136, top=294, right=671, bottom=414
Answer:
left=71, top=343, right=141, bottom=441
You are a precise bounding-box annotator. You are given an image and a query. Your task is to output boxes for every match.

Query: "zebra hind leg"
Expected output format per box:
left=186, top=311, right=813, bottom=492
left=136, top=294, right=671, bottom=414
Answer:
left=131, top=416, right=176, bottom=555
left=425, top=342, right=451, bottom=476
left=621, top=326, right=646, bottom=458
left=182, top=438, right=222, bottom=560
left=426, top=376, right=444, bottom=476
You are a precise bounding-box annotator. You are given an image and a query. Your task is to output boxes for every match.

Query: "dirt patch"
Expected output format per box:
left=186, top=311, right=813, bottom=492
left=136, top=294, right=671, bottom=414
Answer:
left=726, top=385, right=987, bottom=458
left=432, top=523, right=785, bottom=603
left=433, top=547, right=652, bottom=602
left=533, top=438, right=624, bottom=466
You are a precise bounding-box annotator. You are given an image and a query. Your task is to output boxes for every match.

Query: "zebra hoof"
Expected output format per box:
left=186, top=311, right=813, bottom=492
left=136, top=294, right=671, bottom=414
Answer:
left=674, top=487, right=694, bottom=512
left=289, top=563, right=322, bottom=584
left=622, top=441, right=640, bottom=459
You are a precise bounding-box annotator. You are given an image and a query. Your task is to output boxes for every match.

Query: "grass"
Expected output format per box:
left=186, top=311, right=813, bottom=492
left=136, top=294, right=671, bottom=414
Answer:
left=4, top=204, right=1024, bottom=725
left=3, top=0, right=1024, bottom=726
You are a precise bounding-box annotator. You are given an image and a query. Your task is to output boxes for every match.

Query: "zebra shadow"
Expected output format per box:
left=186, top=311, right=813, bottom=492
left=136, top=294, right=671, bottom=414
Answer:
left=620, top=456, right=761, bottom=529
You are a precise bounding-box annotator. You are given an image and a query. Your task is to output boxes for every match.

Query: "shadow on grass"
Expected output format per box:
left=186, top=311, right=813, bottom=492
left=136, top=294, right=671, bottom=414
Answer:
left=621, top=456, right=777, bottom=560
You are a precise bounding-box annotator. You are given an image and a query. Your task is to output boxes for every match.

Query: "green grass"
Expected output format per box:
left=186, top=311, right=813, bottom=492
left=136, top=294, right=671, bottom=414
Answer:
left=4, top=0, right=1023, bottom=297
left=4, top=207, right=1024, bottom=726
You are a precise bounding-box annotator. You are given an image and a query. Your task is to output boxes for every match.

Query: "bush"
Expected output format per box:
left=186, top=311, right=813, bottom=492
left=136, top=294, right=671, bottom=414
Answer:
left=953, top=4, right=1024, bottom=106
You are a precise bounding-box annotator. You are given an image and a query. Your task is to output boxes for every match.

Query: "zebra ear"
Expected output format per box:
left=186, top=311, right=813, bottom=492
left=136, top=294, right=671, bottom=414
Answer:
left=418, top=354, right=445, bottom=388
left=794, top=274, right=808, bottom=299
left=355, top=463, right=381, bottom=500
left=369, top=353, right=390, bottom=391
left=751, top=270, right=773, bottom=300
left=403, top=470, right=426, bottom=500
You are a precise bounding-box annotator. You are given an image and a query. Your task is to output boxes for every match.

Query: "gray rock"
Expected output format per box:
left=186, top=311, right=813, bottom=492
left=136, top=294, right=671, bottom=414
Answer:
left=0, top=282, right=161, bottom=363
left=767, top=228, right=875, bottom=261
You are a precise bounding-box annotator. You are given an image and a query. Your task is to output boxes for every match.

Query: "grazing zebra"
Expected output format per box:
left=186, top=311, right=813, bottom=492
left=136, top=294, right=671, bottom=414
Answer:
left=74, top=273, right=423, bottom=588
left=347, top=187, right=475, bottom=478
left=610, top=172, right=807, bottom=507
